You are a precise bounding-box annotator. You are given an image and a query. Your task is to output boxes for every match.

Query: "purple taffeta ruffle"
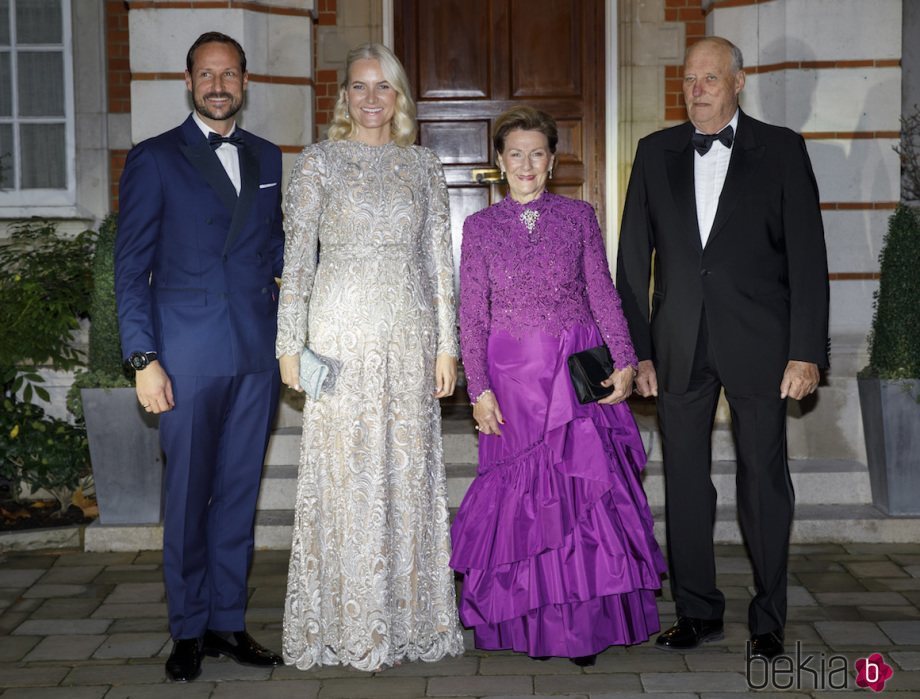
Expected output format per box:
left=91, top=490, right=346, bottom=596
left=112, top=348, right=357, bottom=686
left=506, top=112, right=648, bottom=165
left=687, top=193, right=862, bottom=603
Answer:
left=450, top=324, right=667, bottom=658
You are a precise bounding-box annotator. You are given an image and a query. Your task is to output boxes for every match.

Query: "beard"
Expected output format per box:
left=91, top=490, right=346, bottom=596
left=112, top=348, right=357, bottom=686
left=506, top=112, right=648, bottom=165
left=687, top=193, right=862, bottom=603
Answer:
left=193, top=91, right=243, bottom=122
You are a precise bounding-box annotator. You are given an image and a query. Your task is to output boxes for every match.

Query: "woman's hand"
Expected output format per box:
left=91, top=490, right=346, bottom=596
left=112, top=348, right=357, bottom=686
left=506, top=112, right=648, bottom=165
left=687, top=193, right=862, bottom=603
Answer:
left=434, top=353, right=457, bottom=398
left=598, top=365, right=635, bottom=405
left=472, top=390, right=505, bottom=436
left=279, top=354, right=302, bottom=392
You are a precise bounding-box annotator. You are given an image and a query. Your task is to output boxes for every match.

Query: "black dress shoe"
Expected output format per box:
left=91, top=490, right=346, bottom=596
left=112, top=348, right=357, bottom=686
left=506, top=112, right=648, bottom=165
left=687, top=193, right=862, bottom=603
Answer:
left=570, top=654, right=597, bottom=667
left=165, top=638, right=203, bottom=682
left=748, top=631, right=785, bottom=660
left=203, top=630, right=283, bottom=667
left=655, top=617, right=724, bottom=651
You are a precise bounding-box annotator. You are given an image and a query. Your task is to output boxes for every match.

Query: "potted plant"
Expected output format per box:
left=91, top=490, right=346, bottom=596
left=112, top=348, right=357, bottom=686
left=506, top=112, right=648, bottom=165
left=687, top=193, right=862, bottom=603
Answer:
left=68, top=214, right=164, bottom=525
left=857, top=108, right=920, bottom=515
left=0, top=220, right=95, bottom=521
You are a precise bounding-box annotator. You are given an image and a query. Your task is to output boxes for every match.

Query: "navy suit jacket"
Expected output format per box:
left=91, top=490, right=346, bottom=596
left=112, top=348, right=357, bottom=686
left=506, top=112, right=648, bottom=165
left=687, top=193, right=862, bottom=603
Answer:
left=115, top=115, right=284, bottom=377
left=616, top=110, right=829, bottom=396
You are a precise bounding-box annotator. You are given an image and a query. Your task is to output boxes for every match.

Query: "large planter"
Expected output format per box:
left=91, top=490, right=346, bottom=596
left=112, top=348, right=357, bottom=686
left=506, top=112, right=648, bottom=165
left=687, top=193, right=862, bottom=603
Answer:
left=857, top=377, right=920, bottom=515
left=81, top=386, right=164, bottom=524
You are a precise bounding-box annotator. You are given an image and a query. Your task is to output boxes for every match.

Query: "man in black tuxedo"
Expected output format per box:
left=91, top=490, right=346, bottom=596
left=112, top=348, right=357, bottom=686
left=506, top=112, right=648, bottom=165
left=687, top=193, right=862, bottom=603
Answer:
left=616, top=36, right=829, bottom=660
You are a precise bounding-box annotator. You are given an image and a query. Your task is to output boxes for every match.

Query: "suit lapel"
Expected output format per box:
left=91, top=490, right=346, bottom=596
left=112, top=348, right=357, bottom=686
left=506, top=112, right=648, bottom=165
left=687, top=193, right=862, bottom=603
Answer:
left=706, top=111, right=765, bottom=246
left=178, top=116, right=238, bottom=214
left=222, top=132, right=259, bottom=256
left=665, top=123, right=703, bottom=254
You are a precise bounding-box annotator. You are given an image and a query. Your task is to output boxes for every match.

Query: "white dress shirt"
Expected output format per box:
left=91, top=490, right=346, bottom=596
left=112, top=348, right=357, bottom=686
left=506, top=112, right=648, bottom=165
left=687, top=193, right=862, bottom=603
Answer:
left=694, top=109, right=739, bottom=248
left=192, top=111, right=242, bottom=195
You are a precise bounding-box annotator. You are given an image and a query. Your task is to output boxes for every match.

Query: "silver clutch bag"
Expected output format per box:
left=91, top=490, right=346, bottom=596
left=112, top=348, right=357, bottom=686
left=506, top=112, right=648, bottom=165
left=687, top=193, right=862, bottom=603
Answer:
left=299, top=347, right=330, bottom=400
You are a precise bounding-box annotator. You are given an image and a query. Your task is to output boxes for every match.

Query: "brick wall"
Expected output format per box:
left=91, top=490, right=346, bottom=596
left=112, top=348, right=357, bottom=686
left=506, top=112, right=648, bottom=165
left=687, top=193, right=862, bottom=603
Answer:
left=314, top=0, right=339, bottom=140
left=106, top=0, right=131, bottom=211
left=663, top=0, right=707, bottom=122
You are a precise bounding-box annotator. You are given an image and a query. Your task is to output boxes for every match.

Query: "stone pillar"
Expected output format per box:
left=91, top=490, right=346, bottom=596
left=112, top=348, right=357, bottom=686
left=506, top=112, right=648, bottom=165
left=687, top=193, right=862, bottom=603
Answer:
left=125, top=1, right=314, bottom=187
left=706, top=0, right=903, bottom=460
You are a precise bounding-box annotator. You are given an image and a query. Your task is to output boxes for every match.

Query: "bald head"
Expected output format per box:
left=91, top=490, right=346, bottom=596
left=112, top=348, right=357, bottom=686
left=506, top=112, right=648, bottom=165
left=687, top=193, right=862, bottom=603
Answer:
left=682, top=36, right=745, bottom=134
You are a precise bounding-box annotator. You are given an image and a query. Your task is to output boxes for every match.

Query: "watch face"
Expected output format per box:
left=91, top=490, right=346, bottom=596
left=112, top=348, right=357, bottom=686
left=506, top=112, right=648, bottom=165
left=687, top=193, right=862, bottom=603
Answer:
left=129, top=352, right=147, bottom=370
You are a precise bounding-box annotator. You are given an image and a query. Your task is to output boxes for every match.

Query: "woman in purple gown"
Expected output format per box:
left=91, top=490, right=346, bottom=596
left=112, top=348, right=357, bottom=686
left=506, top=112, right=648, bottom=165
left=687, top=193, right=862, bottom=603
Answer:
left=450, top=106, right=666, bottom=666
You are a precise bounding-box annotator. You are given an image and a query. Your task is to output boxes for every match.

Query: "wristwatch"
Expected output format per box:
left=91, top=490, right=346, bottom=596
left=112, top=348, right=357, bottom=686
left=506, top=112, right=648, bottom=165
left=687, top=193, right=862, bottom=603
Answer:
left=125, top=351, right=158, bottom=371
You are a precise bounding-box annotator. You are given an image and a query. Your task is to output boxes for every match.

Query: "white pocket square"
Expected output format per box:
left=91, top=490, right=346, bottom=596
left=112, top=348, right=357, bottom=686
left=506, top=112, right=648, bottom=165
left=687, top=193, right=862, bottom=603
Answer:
left=259, top=182, right=278, bottom=189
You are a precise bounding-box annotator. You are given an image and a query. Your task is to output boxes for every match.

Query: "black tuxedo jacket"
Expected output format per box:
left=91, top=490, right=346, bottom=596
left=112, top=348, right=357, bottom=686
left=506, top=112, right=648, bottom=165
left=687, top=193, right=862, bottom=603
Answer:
left=616, top=110, right=829, bottom=396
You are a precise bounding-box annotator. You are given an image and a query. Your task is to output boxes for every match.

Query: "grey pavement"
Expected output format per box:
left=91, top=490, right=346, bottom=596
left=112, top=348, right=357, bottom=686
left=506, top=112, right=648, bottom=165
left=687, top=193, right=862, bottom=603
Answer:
left=1, top=544, right=919, bottom=697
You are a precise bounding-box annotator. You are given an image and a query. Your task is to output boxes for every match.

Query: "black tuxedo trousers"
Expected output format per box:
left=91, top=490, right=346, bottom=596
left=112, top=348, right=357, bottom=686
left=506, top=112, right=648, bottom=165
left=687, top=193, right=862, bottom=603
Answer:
left=656, top=313, right=793, bottom=634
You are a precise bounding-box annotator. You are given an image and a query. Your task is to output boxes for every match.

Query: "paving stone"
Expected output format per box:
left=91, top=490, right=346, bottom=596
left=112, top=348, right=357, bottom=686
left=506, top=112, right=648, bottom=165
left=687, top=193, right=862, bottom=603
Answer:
left=0, top=568, right=45, bottom=588
left=31, top=598, right=103, bottom=620
left=880, top=621, right=920, bottom=645
left=271, top=663, right=372, bottom=680
left=63, top=662, right=167, bottom=685
left=794, top=572, right=866, bottom=592
left=814, top=591, right=908, bottom=606
left=198, top=657, right=274, bottom=682
left=212, top=680, right=321, bottom=698
left=0, top=553, right=57, bottom=569
left=104, top=683, right=216, bottom=698
left=783, top=623, right=823, bottom=645
left=134, top=551, right=164, bottom=565
left=701, top=694, right=811, bottom=699
left=24, top=633, right=107, bottom=661
left=821, top=605, right=867, bottom=621
left=787, top=559, right=844, bottom=573
left=39, top=565, right=104, bottom=584
left=107, top=617, right=169, bottom=633
left=0, top=664, right=69, bottom=688
left=814, top=621, right=892, bottom=647
left=592, top=695, right=696, bottom=699
left=845, top=544, right=920, bottom=554
left=381, top=654, right=478, bottom=676
left=907, top=565, right=920, bottom=578
left=786, top=585, right=818, bottom=606
left=892, top=652, right=920, bottom=671
left=315, top=676, right=426, bottom=698
left=883, top=578, right=920, bottom=591
left=887, top=671, right=920, bottom=690
left=54, top=552, right=137, bottom=567
left=103, top=582, right=165, bottom=605
left=0, top=688, right=108, bottom=699
left=91, top=602, right=168, bottom=619
left=641, top=671, right=749, bottom=692
left=93, top=632, right=170, bottom=659
left=714, top=557, right=753, bottom=575
left=860, top=605, right=920, bottom=621
left=684, top=652, right=748, bottom=672
left=892, top=555, right=920, bottom=566
left=584, top=651, right=686, bottom=673
left=23, top=584, right=89, bottom=599
left=0, top=610, right=31, bottom=634
left=427, top=675, right=532, bottom=697
left=247, top=585, right=287, bottom=607
left=94, top=568, right=164, bottom=584
left=13, top=618, right=111, bottom=636
left=535, top=673, right=642, bottom=694
left=479, top=655, right=581, bottom=675
left=0, top=635, right=40, bottom=661
left=845, top=561, right=910, bottom=578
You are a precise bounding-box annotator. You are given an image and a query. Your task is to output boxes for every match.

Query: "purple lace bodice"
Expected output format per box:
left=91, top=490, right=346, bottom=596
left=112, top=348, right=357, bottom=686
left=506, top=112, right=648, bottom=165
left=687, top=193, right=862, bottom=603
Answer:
left=459, top=191, right=638, bottom=401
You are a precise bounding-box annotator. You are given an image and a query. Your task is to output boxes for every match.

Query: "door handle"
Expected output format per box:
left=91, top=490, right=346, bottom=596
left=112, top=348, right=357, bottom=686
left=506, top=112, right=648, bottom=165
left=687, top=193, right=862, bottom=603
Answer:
left=471, top=167, right=503, bottom=184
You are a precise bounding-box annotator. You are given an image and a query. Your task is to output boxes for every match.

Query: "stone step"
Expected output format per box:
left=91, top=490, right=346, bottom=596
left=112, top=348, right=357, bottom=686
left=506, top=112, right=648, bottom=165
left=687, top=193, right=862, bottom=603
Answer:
left=258, top=458, right=873, bottom=511
left=83, top=503, right=920, bottom=552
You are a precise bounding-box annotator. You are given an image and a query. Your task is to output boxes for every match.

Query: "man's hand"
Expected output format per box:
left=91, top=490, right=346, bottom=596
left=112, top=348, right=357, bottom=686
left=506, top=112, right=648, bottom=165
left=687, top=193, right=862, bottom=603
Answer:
left=136, top=361, right=174, bottom=414
left=780, top=360, right=819, bottom=400
left=635, top=359, right=659, bottom=397
left=598, top=365, right=635, bottom=404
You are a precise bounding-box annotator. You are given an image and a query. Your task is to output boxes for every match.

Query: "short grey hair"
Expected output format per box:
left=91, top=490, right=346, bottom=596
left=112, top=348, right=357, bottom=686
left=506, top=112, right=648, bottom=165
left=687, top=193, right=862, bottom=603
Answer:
left=686, top=36, right=744, bottom=73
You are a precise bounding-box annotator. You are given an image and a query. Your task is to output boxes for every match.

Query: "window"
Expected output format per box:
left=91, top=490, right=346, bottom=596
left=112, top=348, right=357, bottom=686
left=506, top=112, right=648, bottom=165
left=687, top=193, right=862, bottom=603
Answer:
left=0, top=0, right=74, bottom=207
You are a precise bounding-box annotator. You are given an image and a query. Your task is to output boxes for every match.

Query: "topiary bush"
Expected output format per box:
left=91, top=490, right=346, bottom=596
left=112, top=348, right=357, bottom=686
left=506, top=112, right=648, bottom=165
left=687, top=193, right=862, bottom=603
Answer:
left=863, top=204, right=920, bottom=380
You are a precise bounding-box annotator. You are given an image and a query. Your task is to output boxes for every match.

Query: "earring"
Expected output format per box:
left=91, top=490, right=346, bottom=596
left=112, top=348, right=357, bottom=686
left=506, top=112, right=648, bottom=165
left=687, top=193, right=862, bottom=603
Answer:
left=548, top=169, right=553, bottom=180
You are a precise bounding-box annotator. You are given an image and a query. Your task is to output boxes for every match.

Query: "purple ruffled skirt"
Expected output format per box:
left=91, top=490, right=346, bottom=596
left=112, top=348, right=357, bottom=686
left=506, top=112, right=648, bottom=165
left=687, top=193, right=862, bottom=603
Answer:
left=450, top=324, right=666, bottom=658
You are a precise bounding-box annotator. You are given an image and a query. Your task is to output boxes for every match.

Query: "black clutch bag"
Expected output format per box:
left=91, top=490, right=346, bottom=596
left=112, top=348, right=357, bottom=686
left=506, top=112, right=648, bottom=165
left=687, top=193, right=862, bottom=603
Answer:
left=566, top=345, right=615, bottom=404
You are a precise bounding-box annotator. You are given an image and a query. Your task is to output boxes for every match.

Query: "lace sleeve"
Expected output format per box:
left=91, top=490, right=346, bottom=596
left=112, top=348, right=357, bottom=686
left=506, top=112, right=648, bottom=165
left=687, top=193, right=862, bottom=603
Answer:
left=276, top=146, right=326, bottom=358
left=580, top=203, right=638, bottom=369
left=422, top=150, right=459, bottom=357
left=459, top=214, right=492, bottom=400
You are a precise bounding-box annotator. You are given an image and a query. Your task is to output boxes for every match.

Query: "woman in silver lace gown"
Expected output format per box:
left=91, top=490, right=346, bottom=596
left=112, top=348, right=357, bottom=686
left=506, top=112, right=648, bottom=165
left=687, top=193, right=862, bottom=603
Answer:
left=275, top=44, right=464, bottom=671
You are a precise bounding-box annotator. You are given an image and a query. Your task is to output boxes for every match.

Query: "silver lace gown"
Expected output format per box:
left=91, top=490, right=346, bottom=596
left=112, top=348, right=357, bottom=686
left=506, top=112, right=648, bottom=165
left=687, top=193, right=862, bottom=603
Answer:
left=276, top=139, right=464, bottom=671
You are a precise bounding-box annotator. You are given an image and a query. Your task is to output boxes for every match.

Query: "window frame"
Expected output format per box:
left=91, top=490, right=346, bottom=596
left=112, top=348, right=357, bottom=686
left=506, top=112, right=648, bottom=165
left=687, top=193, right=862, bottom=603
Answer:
left=0, top=0, right=75, bottom=209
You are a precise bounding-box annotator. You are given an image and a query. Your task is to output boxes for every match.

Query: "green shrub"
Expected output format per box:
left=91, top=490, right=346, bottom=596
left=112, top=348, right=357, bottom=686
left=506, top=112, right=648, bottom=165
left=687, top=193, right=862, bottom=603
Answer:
left=864, top=204, right=920, bottom=379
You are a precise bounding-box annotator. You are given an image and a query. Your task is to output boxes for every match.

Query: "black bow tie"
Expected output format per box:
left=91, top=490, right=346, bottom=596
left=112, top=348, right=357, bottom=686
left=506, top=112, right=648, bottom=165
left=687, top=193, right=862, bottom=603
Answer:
left=691, top=125, right=734, bottom=156
left=208, top=131, right=244, bottom=150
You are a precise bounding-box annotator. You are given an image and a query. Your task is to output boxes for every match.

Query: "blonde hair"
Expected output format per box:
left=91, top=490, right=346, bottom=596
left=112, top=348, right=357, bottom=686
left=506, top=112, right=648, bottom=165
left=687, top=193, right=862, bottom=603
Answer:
left=327, top=43, right=417, bottom=147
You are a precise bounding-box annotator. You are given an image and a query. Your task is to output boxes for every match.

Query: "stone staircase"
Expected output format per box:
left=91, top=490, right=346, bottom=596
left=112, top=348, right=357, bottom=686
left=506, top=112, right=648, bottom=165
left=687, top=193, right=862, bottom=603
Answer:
left=84, top=404, right=920, bottom=552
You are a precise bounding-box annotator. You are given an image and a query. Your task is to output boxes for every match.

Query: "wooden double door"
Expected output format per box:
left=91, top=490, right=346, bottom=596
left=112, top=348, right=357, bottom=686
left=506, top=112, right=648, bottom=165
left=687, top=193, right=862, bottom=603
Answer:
left=394, top=0, right=606, bottom=283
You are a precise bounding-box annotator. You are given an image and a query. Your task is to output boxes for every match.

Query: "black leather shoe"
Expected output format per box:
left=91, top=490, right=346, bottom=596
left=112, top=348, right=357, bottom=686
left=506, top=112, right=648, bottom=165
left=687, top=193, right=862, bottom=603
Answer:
left=655, top=617, right=724, bottom=651
left=748, top=631, right=785, bottom=660
left=203, top=630, right=283, bottom=667
left=570, top=654, right=597, bottom=667
left=165, top=638, right=203, bottom=682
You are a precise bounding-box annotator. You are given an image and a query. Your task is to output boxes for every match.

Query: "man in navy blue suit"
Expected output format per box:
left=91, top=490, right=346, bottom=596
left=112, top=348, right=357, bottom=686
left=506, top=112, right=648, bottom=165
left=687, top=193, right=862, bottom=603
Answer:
left=115, top=32, right=284, bottom=682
